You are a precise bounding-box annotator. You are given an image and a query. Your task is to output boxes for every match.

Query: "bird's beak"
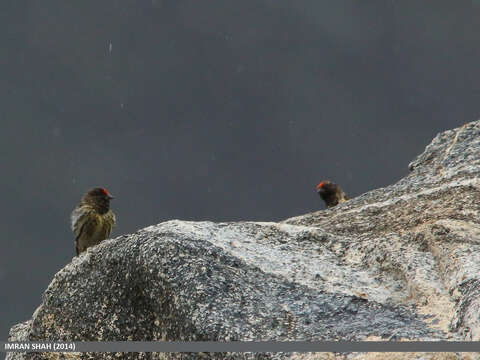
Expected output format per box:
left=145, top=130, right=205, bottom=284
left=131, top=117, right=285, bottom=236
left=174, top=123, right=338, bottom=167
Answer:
left=108, top=194, right=114, bottom=200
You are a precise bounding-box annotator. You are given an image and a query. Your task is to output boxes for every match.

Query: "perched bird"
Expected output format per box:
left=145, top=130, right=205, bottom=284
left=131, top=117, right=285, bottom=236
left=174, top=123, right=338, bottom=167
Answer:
left=316, top=181, right=348, bottom=208
left=71, top=187, right=116, bottom=255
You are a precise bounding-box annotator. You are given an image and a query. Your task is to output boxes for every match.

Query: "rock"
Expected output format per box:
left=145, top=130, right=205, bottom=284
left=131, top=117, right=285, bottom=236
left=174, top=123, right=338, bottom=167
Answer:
left=8, top=121, right=480, bottom=360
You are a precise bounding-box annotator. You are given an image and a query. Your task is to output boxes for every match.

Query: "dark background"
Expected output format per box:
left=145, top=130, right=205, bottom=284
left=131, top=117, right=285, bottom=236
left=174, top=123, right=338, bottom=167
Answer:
left=2, top=0, right=480, bottom=338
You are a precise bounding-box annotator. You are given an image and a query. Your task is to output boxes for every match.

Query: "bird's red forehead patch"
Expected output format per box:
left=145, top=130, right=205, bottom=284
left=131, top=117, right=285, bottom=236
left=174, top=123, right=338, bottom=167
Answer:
left=316, top=182, right=326, bottom=190
left=100, top=188, right=109, bottom=195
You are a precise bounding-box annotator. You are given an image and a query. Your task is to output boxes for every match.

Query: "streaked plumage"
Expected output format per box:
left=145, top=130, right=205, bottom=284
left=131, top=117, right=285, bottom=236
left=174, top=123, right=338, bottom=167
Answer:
left=71, top=187, right=116, bottom=255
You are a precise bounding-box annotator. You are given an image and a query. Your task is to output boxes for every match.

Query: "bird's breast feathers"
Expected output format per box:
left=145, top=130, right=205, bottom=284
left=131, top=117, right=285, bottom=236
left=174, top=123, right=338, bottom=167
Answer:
left=71, top=206, right=116, bottom=238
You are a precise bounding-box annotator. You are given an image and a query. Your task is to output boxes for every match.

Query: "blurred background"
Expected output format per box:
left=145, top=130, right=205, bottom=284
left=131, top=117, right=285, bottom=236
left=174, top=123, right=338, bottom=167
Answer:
left=2, top=0, right=480, bottom=338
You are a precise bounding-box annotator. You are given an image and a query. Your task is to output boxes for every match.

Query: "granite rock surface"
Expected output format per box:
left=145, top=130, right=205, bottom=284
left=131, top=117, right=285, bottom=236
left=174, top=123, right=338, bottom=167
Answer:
left=8, top=121, right=480, bottom=360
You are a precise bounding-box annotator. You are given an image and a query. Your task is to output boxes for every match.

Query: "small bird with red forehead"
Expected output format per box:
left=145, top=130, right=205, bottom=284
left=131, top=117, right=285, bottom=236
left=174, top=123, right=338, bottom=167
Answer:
left=316, top=181, right=349, bottom=208
left=71, top=187, right=116, bottom=255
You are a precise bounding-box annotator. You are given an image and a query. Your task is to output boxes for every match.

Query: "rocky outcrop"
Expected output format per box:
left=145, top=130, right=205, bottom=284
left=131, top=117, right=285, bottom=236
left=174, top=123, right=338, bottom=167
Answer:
left=8, top=121, right=480, bottom=360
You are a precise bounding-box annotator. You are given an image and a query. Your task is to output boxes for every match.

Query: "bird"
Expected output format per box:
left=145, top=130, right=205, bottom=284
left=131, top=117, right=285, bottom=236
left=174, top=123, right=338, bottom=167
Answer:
left=71, top=187, right=116, bottom=255
left=316, top=181, right=348, bottom=208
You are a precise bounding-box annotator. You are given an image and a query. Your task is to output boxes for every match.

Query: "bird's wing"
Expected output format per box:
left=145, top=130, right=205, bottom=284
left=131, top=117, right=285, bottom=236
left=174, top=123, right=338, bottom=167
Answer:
left=71, top=206, right=95, bottom=239
left=72, top=206, right=101, bottom=256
